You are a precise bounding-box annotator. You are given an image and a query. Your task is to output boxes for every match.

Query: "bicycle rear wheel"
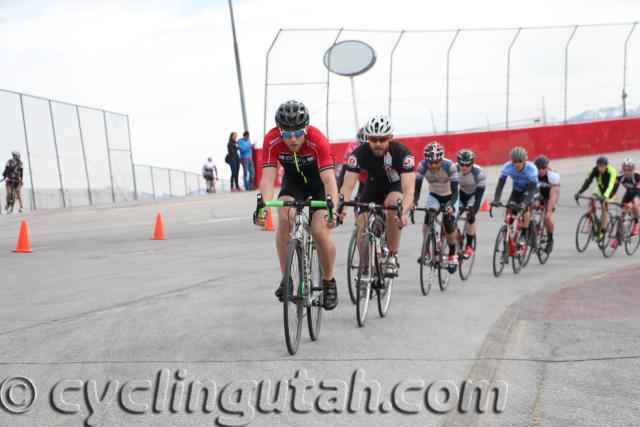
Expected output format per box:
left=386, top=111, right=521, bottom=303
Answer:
left=377, top=233, right=393, bottom=317
left=537, top=226, right=551, bottom=264
left=346, top=229, right=359, bottom=305
left=492, top=226, right=508, bottom=278
left=419, top=232, right=436, bottom=296
left=601, top=217, right=619, bottom=258
left=283, top=239, right=304, bottom=355
left=458, top=231, right=476, bottom=281
left=575, top=213, right=592, bottom=252
left=356, top=234, right=374, bottom=327
left=306, top=241, right=323, bottom=342
left=625, top=219, right=640, bottom=256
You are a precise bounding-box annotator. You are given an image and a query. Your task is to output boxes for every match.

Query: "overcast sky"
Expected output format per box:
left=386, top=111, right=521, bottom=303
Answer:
left=1, top=0, right=639, bottom=177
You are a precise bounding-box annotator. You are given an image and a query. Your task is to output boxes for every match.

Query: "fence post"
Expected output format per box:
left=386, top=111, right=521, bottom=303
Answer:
left=18, top=94, right=37, bottom=211
left=564, top=25, right=579, bottom=124
left=623, top=22, right=637, bottom=117
left=125, top=115, right=138, bottom=200
left=167, top=168, right=173, bottom=197
left=446, top=29, right=461, bottom=133
left=505, top=27, right=522, bottom=129
left=150, top=166, right=156, bottom=198
left=325, top=28, right=344, bottom=139
left=48, top=100, right=66, bottom=207
left=388, top=30, right=405, bottom=117
left=76, top=106, right=93, bottom=205
left=102, top=111, right=116, bottom=202
left=183, top=171, right=188, bottom=195
left=263, top=29, right=282, bottom=136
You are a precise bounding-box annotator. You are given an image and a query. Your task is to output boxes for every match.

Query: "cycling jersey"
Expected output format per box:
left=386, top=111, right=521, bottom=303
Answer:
left=2, top=159, right=23, bottom=183
left=457, top=164, right=486, bottom=195
left=537, top=169, right=560, bottom=200
left=203, top=161, right=216, bottom=178
left=343, top=140, right=367, bottom=185
left=578, top=165, right=617, bottom=199
left=416, top=158, right=459, bottom=196
left=344, top=141, right=414, bottom=189
left=499, top=161, right=538, bottom=192
left=611, top=172, right=640, bottom=202
left=262, top=125, right=334, bottom=188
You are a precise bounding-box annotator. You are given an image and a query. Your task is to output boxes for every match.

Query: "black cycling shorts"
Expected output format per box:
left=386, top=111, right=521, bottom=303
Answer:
left=278, top=179, right=326, bottom=219
left=357, top=181, right=402, bottom=214
left=508, top=189, right=529, bottom=206
left=621, top=191, right=640, bottom=205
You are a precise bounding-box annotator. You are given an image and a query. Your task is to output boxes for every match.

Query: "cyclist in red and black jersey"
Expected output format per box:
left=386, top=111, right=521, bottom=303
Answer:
left=256, top=100, right=340, bottom=310
left=610, top=158, right=640, bottom=245
left=339, top=114, right=415, bottom=278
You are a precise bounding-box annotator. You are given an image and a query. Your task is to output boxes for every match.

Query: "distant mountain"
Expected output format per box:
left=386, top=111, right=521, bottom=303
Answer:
left=567, top=105, right=640, bottom=123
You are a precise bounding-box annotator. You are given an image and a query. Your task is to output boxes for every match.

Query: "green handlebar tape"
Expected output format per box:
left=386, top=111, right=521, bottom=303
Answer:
left=264, top=201, right=285, bottom=208
left=309, top=200, right=328, bottom=208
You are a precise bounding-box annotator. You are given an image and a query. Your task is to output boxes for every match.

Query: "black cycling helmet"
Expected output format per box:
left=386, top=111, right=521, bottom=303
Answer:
left=356, top=127, right=367, bottom=145
left=596, top=156, right=608, bottom=166
left=534, top=155, right=549, bottom=169
left=510, top=146, right=527, bottom=162
left=457, top=149, right=475, bottom=166
left=275, top=100, right=309, bottom=131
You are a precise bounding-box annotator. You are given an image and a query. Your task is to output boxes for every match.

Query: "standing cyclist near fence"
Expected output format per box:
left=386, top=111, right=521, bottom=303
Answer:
left=456, top=149, right=486, bottom=258
left=574, top=156, right=617, bottom=242
left=255, top=100, right=340, bottom=310
left=414, top=142, right=460, bottom=270
left=608, top=158, right=640, bottom=248
left=339, top=114, right=415, bottom=278
left=534, top=155, right=560, bottom=253
left=491, top=147, right=538, bottom=247
left=2, top=151, right=24, bottom=213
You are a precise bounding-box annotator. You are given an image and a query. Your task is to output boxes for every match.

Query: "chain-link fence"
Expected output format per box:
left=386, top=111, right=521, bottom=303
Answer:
left=264, top=22, right=640, bottom=141
left=134, top=164, right=234, bottom=198
left=0, top=89, right=136, bottom=210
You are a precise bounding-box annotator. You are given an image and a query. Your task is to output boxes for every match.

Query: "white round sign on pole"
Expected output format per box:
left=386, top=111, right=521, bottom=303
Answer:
left=323, top=40, right=377, bottom=77
left=323, top=40, right=377, bottom=132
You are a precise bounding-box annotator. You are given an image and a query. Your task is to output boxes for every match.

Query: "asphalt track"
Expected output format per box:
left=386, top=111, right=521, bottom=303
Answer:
left=0, top=150, right=639, bottom=426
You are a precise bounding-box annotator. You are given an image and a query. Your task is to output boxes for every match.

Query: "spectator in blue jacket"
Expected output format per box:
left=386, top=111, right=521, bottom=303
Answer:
left=237, top=131, right=255, bottom=190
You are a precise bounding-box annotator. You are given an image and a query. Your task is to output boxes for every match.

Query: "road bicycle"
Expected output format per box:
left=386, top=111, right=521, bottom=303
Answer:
left=574, top=195, right=609, bottom=256
left=606, top=201, right=640, bottom=256
left=530, top=202, right=551, bottom=265
left=490, top=202, right=534, bottom=277
left=413, top=206, right=456, bottom=295
left=338, top=197, right=402, bottom=327
left=255, top=194, right=335, bottom=355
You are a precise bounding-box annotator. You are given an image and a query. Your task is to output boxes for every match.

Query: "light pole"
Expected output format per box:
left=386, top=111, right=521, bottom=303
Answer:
left=228, top=0, right=249, bottom=132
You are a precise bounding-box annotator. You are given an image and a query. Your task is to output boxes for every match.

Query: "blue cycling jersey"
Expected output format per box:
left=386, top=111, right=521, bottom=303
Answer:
left=499, top=161, right=538, bottom=192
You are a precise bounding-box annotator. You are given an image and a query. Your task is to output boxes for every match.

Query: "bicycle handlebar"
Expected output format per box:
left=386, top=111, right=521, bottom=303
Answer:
left=255, top=193, right=335, bottom=224
left=337, top=194, right=403, bottom=227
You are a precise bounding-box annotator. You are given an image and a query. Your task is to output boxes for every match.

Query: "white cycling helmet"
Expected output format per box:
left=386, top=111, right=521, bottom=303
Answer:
left=363, top=114, right=394, bottom=137
left=622, top=158, right=635, bottom=168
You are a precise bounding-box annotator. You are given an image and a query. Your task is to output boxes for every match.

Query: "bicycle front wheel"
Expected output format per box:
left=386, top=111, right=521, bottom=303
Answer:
left=601, top=217, right=619, bottom=258
left=537, top=226, right=551, bottom=264
left=625, top=219, right=640, bottom=256
left=419, top=232, right=436, bottom=296
left=356, top=234, right=374, bottom=327
left=438, top=239, right=451, bottom=291
left=306, top=241, right=323, bottom=342
left=575, top=213, right=592, bottom=252
left=283, top=239, right=304, bottom=355
left=458, top=232, right=475, bottom=281
left=492, top=226, right=508, bottom=278
left=522, top=221, right=536, bottom=268
left=346, top=229, right=359, bottom=305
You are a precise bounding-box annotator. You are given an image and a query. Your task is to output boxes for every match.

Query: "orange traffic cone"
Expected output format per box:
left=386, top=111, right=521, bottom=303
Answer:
left=13, top=220, right=32, bottom=253
left=151, top=213, right=167, bottom=240
left=479, top=198, right=489, bottom=212
left=262, top=209, right=274, bottom=231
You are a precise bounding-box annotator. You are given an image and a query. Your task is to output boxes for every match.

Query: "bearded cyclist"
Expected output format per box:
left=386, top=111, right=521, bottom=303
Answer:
left=534, top=155, right=560, bottom=253
left=339, top=114, right=415, bottom=279
left=255, top=100, right=340, bottom=310
left=456, top=149, right=486, bottom=258
left=491, top=147, right=538, bottom=247
left=575, top=156, right=617, bottom=241
left=608, top=158, right=640, bottom=248
left=2, top=151, right=24, bottom=213
left=414, top=141, right=460, bottom=271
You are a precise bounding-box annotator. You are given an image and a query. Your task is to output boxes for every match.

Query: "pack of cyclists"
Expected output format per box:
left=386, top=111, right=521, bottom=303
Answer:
left=253, top=100, right=638, bottom=317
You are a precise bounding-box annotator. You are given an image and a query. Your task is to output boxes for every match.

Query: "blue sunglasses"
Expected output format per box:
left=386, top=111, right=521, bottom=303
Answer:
left=280, top=129, right=305, bottom=139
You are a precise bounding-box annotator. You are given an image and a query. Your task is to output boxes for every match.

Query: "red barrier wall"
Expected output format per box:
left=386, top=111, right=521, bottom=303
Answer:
left=254, top=117, right=640, bottom=186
